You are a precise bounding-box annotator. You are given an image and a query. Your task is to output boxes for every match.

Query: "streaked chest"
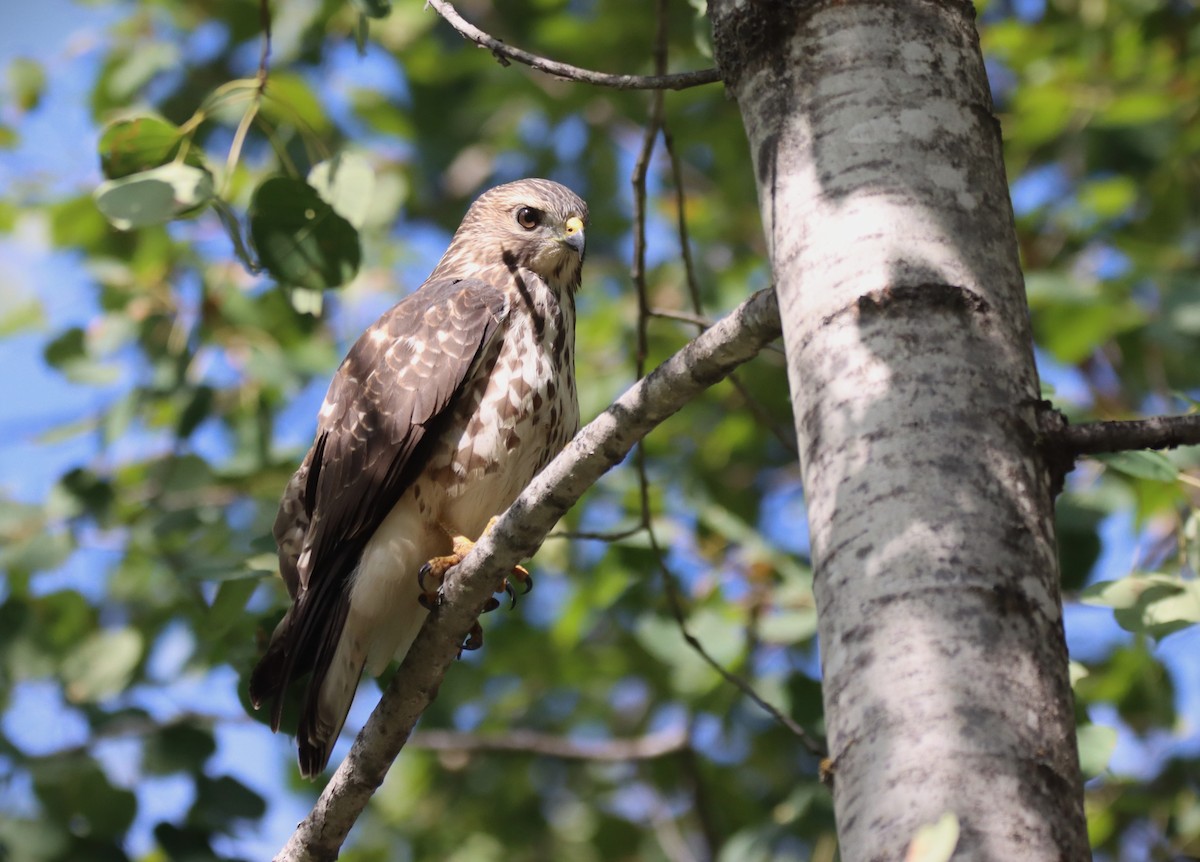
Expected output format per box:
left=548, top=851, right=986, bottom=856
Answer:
left=422, top=278, right=578, bottom=532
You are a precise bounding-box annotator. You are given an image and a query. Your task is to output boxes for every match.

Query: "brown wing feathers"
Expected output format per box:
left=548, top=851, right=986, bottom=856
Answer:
left=248, top=279, right=507, bottom=733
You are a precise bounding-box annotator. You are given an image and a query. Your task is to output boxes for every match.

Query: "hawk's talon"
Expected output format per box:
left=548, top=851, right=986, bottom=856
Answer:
left=462, top=622, right=484, bottom=652
left=482, top=596, right=500, bottom=614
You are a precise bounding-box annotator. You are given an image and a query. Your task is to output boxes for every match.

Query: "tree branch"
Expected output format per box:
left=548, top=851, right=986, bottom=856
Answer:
left=273, top=287, right=781, bottom=862
left=1056, top=412, right=1200, bottom=456
left=425, top=0, right=722, bottom=91
left=409, top=725, right=688, bottom=761
left=1038, top=405, right=1200, bottom=494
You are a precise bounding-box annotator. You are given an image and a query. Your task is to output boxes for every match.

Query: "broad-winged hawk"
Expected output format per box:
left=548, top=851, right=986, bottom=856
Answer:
left=249, top=178, right=587, bottom=777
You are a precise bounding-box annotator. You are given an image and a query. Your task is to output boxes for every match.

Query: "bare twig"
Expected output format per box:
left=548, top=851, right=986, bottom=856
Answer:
left=1039, top=405, right=1200, bottom=495
left=257, top=0, right=272, bottom=84
left=631, top=52, right=666, bottom=376
left=222, top=0, right=272, bottom=192
left=661, top=125, right=704, bottom=315
left=629, top=5, right=813, bottom=756
left=547, top=525, right=646, bottom=542
left=644, top=502, right=825, bottom=757
left=273, top=287, right=782, bottom=862
left=660, top=122, right=796, bottom=453
left=409, top=725, right=688, bottom=761
left=649, top=307, right=717, bottom=328
left=425, top=0, right=722, bottom=91
left=678, top=718, right=722, bottom=858
left=1057, top=412, right=1200, bottom=456
left=726, top=372, right=799, bottom=456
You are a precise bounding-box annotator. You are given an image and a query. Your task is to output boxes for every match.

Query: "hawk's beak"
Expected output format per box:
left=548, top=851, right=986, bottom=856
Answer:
left=562, top=216, right=585, bottom=256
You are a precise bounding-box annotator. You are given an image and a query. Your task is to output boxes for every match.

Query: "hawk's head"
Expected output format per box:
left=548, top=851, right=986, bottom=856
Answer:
left=440, top=178, right=588, bottom=294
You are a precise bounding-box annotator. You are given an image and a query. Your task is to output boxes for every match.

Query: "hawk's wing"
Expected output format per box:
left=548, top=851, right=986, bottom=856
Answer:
left=249, top=277, right=508, bottom=725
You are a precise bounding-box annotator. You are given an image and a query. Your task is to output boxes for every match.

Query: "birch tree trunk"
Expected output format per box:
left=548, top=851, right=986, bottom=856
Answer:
left=707, top=2, right=1089, bottom=859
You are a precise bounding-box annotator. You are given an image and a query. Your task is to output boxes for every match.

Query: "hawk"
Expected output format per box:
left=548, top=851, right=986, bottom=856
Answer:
left=249, top=178, right=587, bottom=777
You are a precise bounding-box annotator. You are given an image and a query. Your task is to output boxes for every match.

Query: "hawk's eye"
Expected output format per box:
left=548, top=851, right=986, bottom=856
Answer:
left=515, top=207, right=541, bottom=230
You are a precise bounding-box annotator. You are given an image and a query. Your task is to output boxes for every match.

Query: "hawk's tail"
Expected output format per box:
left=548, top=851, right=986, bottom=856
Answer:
left=297, top=603, right=368, bottom=778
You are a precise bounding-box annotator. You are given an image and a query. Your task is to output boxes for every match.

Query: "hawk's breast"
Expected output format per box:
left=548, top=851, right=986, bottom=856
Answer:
left=417, top=275, right=578, bottom=539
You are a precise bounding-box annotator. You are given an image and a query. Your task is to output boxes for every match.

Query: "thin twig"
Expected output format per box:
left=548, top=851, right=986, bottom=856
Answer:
left=408, top=726, right=688, bottom=761
left=661, top=121, right=796, bottom=452
left=547, top=525, right=647, bottom=542
left=726, top=373, right=799, bottom=456
left=679, top=716, right=722, bottom=859
left=645, top=496, right=824, bottom=757
left=661, top=124, right=704, bottom=315
left=425, top=0, right=721, bottom=91
left=631, top=82, right=666, bottom=375
left=222, top=0, right=271, bottom=192
left=629, top=1, right=821, bottom=760
left=649, top=307, right=716, bottom=328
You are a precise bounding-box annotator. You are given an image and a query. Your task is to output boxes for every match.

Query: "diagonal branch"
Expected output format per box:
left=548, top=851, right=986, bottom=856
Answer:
left=274, top=287, right=782, bottom=862
left=425, top=0, right=722, bottom=91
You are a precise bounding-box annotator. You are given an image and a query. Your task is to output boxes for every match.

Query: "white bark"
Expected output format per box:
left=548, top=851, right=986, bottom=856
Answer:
left=709, top=2, right=1088, bottom=860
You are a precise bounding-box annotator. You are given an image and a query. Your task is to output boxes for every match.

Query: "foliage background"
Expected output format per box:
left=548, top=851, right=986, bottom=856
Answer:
left=0, top=0, right=1198, bottom=860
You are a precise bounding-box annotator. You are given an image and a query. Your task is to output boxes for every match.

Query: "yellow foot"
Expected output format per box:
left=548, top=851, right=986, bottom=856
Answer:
left=416, top=517, right=534, bottom=611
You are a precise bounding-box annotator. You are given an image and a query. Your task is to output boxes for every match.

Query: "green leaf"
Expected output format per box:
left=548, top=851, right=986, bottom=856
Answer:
left=7, top=58, right=45, bottom=112
left=1082, top=573, right=1200, bottom=639
left=351, top=0, right=392, bottom=19
left=634, top=609, right=743, bottom=695
left=261, top=73, right=330, bottom=134
left=249, top=177, right=361, bottom=290
left=208, top=579, right=258, bottom=636
left=757, top=608, right=818, bottom=644
left=0, top=297, right=44, bottom=337
left=32, top=760, right=137, bottom=840
left=1077, top=723, right=1117, bottom=778
left=144, top=722, right=217, bottom=775
left=98, top=115, right=203, bottom=180
left=60, top=627, right=143, bottom=702
left=1092, top=450, right=1179, bottom=483
left=176, top=385, right=215, bottom=439
left=308, top=152, right=375, bottom=229
left=94, top=163, right=215, bottom=230
left=1078, top=176, right=1138, bottom=221
left=189, top=775, right=267, bottom=832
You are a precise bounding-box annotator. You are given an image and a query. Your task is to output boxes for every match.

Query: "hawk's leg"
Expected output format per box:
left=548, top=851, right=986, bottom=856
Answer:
left=417, top=517, right=533, bottom=611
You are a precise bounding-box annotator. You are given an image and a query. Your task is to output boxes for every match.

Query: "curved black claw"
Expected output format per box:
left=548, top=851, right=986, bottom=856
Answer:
left=417, top=561, right=434, bottom=594
left=520, top=572, right=534, bottom=595
left=418, top=591, right=437, bottom=611
left=481, top=596, right=501, bottom=614
left=503, top=581, right=517, bottom=610
left=462, top=622, right=484, bottom=652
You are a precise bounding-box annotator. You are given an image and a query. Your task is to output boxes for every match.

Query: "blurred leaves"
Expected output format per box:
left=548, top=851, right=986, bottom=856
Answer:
left=94, top=162, right=215, bottom=230
left=0, top=0, right=1195, bottom=859
left=249, top=176, right=361, bottom=291
left=98, top=116, right=204, bottom=180
left=1083, top=573, right=1200, bottom=640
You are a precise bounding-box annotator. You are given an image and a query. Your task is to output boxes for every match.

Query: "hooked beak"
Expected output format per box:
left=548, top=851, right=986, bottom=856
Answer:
left=562, top=216, right=585, bottom=256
